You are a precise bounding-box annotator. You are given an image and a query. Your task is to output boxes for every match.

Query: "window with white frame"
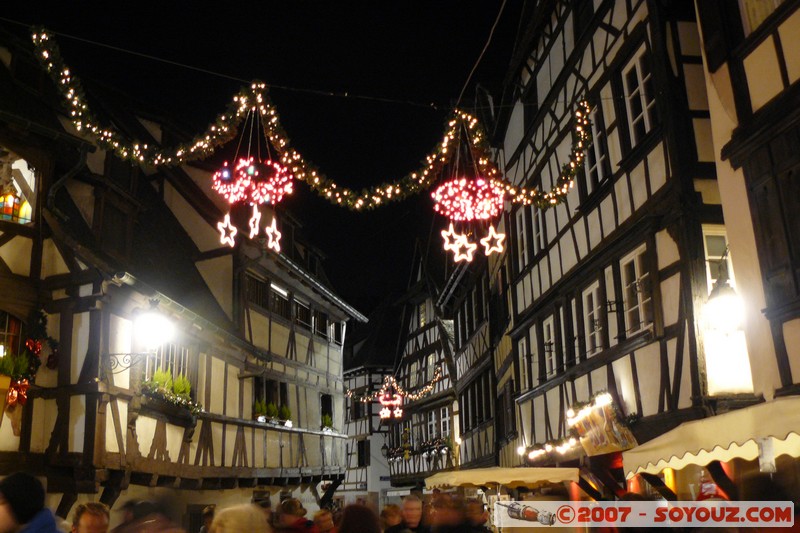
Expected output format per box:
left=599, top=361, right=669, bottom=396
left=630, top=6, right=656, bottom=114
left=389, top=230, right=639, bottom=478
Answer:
left=623, top=45, right=658, bottom=147
left=583, top=281, right=604, bottom=356
left=418, top=301, right=426, bottom=328
left=410, top=361, right=419, bottom=388
left=517, top=337, right=529, bottom=390
left=145, top=342, right=194, bottom=398
left=543, top=316, right=557, bottom=376
left=530, top=204, right=545, bottom=255
left=427, top=410, right=437, bottom=439
left=621, top=245, right=653, bottom=334
left=515, top=207, right=529, bottom=272
left=528, top=325, right=539, bottom=384
left=440, top=407, right=450, bottom=437
left=702, top=227, right=735, bottom=294
left=427, top=352, right=436, bottom=382
left=584, top=105, right=610, bottom=194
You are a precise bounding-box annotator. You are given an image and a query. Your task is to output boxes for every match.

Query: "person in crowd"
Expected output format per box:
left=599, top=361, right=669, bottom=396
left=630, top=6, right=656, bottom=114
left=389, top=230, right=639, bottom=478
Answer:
left=428, top=494, right=464, bottom=533
left=335, top=505, right=379, bottom=533
left=251, top=498, right=271, bottom=526
left=71, top=503, right=109, bottom=533
left=112, top=500, right=184, bottom=533
left=378, top=505, right=401, bottom=531
left=199, top=506, right=215, bottom=533
left=210, top=505, right=271, bottom=533
left=0, top=472, right=59, bottom=533
left=464, top=500, right=490, bottom=533
left=275, top=499, right=317, bottom=533
left=312, top=510, right=335, bottom=533
left=383, top=496, right=429, bottom=533
left=109, top=501, right=138, bottom=533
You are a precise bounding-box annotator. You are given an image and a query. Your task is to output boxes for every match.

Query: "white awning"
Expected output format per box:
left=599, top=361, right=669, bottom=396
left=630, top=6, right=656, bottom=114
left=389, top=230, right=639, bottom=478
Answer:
left=425, top=467, right=579, bottom=489
left=623, top=396, right=800, bottom=479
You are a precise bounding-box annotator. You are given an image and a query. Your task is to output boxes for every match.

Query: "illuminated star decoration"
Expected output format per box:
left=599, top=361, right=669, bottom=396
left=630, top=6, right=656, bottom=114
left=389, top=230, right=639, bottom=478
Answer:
left=248, top=205, right=261, bottom=239
left=480, top=225, right=506, bottom=256
left=218, top=213, right=238, bottom=247
left=265, top=217, right=281, bottom=252
left=453, top=233, right=478, bottom=262
left=441, top=223, right=459, bottom=252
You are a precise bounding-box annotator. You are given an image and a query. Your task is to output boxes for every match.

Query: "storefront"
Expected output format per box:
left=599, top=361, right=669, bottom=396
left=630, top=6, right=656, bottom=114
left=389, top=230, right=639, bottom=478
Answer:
left=622, top=396, right=800, bottom=501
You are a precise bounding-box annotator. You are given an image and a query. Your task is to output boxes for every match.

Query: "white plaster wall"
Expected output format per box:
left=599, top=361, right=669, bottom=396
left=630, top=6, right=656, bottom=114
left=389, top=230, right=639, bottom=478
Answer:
left=743, top=38, right=783, bottom=112
left=41, top=238, right=71, bottom=277
left=0, top=236, right=31, bottom=276
left=196, top=256, right=233, bottom=320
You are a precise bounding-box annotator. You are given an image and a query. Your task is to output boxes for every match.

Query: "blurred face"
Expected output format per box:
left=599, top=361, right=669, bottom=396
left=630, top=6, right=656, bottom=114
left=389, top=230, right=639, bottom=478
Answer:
left=0, top=497, right=19, bottom=533
left=72, top=513, right=109, bottom=533
left=402, top=500, right=422, bottom=528
left=314, top=512, right=334, bottom=532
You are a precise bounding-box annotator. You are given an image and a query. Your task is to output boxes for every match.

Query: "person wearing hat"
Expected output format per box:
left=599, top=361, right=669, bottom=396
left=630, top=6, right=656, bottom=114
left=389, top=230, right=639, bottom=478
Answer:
left=276, top=499, right=317, bottom=533
left=0, top=472, right=58, bottom=533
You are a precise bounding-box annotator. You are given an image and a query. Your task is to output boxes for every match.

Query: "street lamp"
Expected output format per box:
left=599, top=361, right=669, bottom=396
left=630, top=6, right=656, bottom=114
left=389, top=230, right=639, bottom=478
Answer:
left=381, top=443, right=389, bottom=458
left=107, top=302, right=174, bottom=373
left=706, top=257, right=744, bottom=333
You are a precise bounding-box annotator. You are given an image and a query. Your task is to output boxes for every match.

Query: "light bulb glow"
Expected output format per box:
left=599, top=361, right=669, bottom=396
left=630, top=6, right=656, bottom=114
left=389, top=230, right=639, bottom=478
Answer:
left=134, top=312, right=174, bottom=350
left=218, top=213, right=238, bottom=247
left=431, top=177, right=505, bottom=222
left=480, top=225, right=506, bottom=255
left=248, top=205, right=261, bottom=238
left=265, top=217, right=281, bottom=252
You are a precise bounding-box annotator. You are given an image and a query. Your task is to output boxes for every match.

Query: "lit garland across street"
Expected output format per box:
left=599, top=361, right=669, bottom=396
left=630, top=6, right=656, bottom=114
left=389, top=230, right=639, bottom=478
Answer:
left=346, top=366, right=442, bottom=406
left=31, top=29, right=591, bottom=212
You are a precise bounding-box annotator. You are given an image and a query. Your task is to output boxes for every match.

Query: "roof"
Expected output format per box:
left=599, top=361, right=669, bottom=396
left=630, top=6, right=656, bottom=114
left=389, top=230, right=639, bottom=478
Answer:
left=344, top=294, right=404, bottom=370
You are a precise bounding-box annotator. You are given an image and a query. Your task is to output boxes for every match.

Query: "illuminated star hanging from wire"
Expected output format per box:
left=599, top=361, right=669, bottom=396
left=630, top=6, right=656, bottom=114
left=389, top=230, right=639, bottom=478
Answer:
left=265, top=217, right=281, bottom=252
left=453, top=234, right=477, bottom=262
left=217, top=213, right=238, bottom=248
left=441, top=222, right=459, bottom=252
left=480, top=225, right=506, bottom=255
left=248, top=205, right=261, bottom=239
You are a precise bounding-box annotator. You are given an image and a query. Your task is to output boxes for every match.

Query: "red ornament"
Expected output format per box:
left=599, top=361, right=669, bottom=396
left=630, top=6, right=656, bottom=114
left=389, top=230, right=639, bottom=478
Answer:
left=212, top=159, right=253, bottom=204
left=249, top=160, right=293, bottom=205
left=213, top=157, right=293, bottom=205
left=431, top=177, right=505, bottom=222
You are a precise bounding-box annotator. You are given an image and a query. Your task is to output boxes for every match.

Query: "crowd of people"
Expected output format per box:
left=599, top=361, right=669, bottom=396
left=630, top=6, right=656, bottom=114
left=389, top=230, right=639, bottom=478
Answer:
left=0, top=473, right=491, bottom=533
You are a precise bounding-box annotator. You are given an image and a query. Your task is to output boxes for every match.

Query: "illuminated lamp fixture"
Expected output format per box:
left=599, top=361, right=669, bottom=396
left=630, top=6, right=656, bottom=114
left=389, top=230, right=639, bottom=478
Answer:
left=381, top=443, right=389, bottom=458
left=105, top=300, right=174, bottom=373
left=431, top=177, right=504, bottom=222
left=706, top=251, right=744, bottom=332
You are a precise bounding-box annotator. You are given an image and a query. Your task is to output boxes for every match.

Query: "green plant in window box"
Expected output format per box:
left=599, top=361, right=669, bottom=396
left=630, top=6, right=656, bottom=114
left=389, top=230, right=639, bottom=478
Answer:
left=279, top=404, right=291, bottom=422
left=172, top=374, right=191, bottom=400
left=321, top=413, right=333, bottom=430
left=265, top=402, right=278, bottom=423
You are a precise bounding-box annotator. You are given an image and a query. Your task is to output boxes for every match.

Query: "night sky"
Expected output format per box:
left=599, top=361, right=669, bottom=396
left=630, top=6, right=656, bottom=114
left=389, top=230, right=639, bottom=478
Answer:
left=2, top=2, right=521, bottom=315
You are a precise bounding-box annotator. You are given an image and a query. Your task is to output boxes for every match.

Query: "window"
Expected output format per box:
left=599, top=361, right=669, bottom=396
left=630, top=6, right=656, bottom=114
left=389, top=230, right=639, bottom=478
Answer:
left=427, top=410, right=437, bottom=439
left=350, top=397, right=363, bottom=421
left=279, top=382, right=289, bottom=408
left=357, top=439, right=370, bottom=467
left=739, top=0, right=785, bottom=35
left=331, top=322, right=344, bottom=345
left=583, top=281, right=604, bottom=356
left=246, top=275, right=270, bottom=309
left=426, top=353, right=436, bottom=382
left=532, top=206, right=545, bottom=254
left=440, top=407, right=450, bottom=437
left=702, top=228, right=734, bottom=294
left=623, top=46, right=658, bottom=147
left=321, top=393, right=332, bottom=420
left=145, top=343, right=195, bottom=399
left=517, top=337, right=529, bottom=391
left=0, top=311, right=23, bottom=359
left=621, top=245, right=653, bottom=334
left=409, top=361, right=419, bottom=388
left=0, top=149, right=35, bottom=225
left=543, top=316, right=557, bottom=376
left=522, top=84, right=539, bottom=132
left=270, top=283, right=291, bottom=319
left=294, top=300, right=312, bottom=329
left=418, top=302, right=426, bottom=328
left=515, top=207, right=530, bottom=272
left=584, top=105, right=610, bottom=195
left=314, top=311, right=328, bottom=338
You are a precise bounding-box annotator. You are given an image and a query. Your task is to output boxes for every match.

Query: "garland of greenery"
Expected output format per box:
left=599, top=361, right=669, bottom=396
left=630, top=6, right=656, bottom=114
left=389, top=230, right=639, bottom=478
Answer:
left=31, top=28, right=592, bottom=212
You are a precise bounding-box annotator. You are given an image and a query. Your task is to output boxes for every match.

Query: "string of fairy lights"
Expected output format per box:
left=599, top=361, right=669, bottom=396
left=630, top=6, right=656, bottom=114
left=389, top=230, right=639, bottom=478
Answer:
left=30, top=28, right=593, bottom=215
left=345, top=366, right=443, bottom=416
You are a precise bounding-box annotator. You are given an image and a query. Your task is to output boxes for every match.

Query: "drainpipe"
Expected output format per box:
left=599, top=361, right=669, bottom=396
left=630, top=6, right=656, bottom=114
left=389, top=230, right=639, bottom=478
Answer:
left=47, top=145, right=88, bottom=218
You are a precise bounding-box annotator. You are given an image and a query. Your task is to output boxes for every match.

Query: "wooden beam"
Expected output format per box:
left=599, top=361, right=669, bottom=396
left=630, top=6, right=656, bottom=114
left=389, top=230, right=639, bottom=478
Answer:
left=706, top=460, right=739, bottom=500
left=640, top=473, right=678, bottom=501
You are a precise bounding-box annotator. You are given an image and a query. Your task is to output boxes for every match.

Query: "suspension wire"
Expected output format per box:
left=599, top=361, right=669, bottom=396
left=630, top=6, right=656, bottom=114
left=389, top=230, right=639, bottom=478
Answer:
left=454, top=0, right=508, bottom=109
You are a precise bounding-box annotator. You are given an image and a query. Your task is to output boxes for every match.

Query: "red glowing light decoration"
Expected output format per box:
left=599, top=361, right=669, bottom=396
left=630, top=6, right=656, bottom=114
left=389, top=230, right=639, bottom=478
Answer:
left=249, top=160, right=293, bottom=205
left=379, top=391, right=403, bottom=419
left=431, top=177, right=505, bottom=222
left=212, top=157, right=293, bottom=205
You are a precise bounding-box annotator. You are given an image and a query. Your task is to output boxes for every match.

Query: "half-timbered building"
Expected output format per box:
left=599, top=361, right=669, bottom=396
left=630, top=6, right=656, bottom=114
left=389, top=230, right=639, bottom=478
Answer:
left=490, top=0, right=758, bottom=498
left=437, top=258, right=497, bottom=470
left=0, top=29, right=365, bottom=522
left=386, top=255, right=458, bottom=489
left=617, top=0, right=800, bottom=501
